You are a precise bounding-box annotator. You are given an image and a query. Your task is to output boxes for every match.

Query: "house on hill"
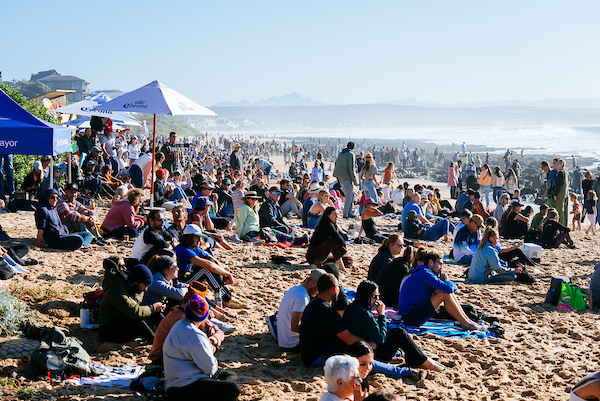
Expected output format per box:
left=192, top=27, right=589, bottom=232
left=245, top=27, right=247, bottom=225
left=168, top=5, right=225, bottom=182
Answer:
left=30, top=70, right=89, bottom=102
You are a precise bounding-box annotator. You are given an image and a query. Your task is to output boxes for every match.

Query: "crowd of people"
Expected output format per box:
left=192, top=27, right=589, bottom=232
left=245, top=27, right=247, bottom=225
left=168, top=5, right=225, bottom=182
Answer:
left=4, top=126, right=599, bottom=400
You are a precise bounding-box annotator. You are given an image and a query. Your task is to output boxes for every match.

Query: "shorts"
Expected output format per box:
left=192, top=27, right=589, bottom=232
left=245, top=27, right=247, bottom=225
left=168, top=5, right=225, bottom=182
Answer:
left=401, top=297, right=437, bottom=327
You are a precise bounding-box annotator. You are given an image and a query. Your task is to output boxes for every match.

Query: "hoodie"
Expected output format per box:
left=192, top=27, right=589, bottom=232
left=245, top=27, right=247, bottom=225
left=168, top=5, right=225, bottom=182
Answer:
left=397, top=265, right=458, bottom=316
left=35, top=188, right=70, bottom=247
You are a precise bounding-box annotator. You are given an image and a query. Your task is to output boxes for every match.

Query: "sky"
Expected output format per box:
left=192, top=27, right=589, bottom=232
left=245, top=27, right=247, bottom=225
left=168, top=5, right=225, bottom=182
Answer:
left=2, top=1, right=600, bottom=106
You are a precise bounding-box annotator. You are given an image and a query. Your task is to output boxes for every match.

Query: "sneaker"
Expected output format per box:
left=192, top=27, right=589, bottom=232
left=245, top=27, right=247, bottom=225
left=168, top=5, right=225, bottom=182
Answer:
left=23, top=258, right=38, bottom=266
left=210, top=318, right=237, bottom=334
left=223, top=298, right=249, bottom=309
left=248, top=237, right=264, bottom=244
left=228, top=234, right=242, bottom=244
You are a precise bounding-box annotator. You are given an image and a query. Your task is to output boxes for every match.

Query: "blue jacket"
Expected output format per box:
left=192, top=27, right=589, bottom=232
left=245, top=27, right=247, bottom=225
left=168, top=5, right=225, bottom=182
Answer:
left=467, top=242, right=512, bottom=284
left=398, top=265, right=457, bottom=316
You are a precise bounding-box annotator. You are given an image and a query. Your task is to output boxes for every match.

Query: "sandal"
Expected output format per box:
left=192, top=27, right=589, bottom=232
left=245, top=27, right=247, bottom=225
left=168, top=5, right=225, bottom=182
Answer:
left=223, top=298, right=249, bottom=309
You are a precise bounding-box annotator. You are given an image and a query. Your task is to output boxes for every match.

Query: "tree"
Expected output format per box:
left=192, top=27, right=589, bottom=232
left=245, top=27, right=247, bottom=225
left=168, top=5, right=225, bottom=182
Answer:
left=7, top=80, right=51, bottom=98
left=0, top=83, right=65, bottom=188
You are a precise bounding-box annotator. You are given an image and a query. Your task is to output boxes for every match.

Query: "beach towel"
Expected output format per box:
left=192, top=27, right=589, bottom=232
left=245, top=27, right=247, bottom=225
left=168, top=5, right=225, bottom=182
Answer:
left=63, top=364, right=144, bottom=388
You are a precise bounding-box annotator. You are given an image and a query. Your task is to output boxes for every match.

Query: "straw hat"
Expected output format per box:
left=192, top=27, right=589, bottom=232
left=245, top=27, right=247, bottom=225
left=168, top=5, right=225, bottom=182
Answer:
left=307, top=182, right=324, bottom=194
left=242, top=191, right=262, bottom=200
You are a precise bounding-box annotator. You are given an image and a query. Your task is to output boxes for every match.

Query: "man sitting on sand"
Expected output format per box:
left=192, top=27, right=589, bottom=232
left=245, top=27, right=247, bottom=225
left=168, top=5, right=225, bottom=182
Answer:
left=99, top=263, right=166, bottom=342
left=299, top=273, right=362, bottom=367
left=277, top=268, right=325, bottom=353
left=452, top=214, right=483, bottom=265
left=56, top=182, right=107, bottom=246
left=131, top=210, right=174, bottom=265
left=398, top=252, right=481, bottom=331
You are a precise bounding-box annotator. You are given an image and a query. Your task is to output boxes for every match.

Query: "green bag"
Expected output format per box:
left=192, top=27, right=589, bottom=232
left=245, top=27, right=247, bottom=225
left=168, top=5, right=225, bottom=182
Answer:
left=560, top=282, right=588, bottom=311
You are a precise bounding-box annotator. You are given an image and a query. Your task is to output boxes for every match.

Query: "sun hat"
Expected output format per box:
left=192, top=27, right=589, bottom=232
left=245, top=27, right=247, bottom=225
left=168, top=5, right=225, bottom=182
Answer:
left=307, top=182, right=323, bottom=194
left=242, top=191, right=262, bottom=199
left=184, top=294, right=210, bottom=323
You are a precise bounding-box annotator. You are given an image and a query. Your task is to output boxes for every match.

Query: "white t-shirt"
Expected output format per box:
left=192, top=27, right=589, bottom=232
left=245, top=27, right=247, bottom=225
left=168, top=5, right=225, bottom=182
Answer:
left=100, top=134, right=116, bottom=157
left=277, top=284, right=309, bottom=348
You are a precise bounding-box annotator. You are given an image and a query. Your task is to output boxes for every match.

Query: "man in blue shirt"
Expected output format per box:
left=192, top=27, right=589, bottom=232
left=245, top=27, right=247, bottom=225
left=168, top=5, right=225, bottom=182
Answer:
left=452, top=214, right=483, bottom=265
left=398, top=252, right=481, bottom=331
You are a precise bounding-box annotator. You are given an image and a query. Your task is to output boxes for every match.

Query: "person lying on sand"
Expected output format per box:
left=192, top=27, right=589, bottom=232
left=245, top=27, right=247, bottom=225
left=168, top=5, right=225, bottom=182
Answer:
left=398, top=252, right=482, bottom=331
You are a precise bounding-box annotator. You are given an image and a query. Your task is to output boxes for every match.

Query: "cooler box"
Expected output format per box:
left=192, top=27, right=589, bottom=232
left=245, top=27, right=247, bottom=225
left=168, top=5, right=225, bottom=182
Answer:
left=520, top=243, right=542, bottom=262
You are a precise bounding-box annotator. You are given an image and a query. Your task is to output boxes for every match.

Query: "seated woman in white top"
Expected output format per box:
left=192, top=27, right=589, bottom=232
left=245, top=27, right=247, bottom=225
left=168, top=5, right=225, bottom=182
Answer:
left=163, top=294, right=240, bottom=400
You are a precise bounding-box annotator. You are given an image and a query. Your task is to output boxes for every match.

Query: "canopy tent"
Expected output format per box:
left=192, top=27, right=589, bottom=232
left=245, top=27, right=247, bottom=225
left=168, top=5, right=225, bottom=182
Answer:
left=93, top=80, right=217, bottom=206
left=0, top=88, right=72, bottom=156
left=55, top=92, right=141, bottom=126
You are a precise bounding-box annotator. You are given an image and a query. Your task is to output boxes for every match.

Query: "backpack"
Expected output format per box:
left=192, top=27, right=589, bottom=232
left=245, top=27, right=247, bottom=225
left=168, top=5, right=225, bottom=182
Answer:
left=258, top=227, right=278, bottom=243
left=544, top=276, right=571, bottom=305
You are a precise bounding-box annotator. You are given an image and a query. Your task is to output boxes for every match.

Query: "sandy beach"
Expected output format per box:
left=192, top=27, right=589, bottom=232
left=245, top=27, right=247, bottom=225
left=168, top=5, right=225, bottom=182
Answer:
left=0, top=154, right=599, bottom=401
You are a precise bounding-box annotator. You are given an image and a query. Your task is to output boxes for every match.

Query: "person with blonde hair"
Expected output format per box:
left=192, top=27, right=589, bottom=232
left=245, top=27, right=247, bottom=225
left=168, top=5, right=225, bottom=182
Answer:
left=360, top=153, right=379, bottom=203
left=468, top=227, right=522, bottom=284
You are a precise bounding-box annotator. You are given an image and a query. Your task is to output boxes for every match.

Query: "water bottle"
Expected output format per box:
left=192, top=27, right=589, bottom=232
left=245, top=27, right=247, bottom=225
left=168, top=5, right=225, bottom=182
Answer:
left=214, top=289, right=223, bottom=308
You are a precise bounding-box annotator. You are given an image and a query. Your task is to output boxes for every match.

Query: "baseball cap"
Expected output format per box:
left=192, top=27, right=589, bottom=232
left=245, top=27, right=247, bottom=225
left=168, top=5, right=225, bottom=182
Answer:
left=65, top=182, right=79, bottom=191
left=194, top=196, right=214, bottom=209
left=33, top=161, right=43, bottom=171
left=471, top=214, right=484, bottom=227
left=183, top=224, right=204, bottom=236
left=268, top=186, right=282, bottom=194
left=309, top=268, right=327, bottom=281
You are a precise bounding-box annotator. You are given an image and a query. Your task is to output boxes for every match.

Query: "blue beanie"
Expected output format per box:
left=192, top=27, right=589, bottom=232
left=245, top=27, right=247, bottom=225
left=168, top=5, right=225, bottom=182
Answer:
left=184, top=294, right=210, bottom=322
left=129, top=264, right=153, bottom=285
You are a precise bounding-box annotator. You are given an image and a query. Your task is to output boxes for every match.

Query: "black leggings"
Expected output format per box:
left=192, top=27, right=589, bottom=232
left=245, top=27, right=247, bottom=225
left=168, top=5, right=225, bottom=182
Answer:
left=0, top=243, right=30, bottom=280
left=166, top=370, right=240, bottom=401
left=500, top=248, right=535, bottom=267
left=374, top=327, right=427, bottom=367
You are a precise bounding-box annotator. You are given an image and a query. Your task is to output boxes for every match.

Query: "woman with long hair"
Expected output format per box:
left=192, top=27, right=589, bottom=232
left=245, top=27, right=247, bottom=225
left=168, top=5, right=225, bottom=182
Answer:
left=505, top=168, right=518, bottom=195
left=367, top=234, right=403, bottom=281
left=478, top=164, right=493, bottom=207
left=491, top=167, right=505, bottom=204
left=502, top=201, right=529, bottom=239
left=306, top=206, right=349, bottom=274
left=343, top=281, right=445, bottom=373
left=360, top=153, right=379, bottom=203
left=468, top=227, right=522, bottom=284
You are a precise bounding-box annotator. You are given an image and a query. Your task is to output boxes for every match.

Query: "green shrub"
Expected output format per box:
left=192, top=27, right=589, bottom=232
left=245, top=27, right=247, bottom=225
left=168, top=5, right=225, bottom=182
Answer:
left=0, top=290, right=35, bottom=337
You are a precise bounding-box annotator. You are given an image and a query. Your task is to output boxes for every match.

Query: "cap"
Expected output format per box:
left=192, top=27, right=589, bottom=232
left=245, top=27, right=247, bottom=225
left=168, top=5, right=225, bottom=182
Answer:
left=183, top=224, right=204, bottom=236
left=406, top=210, right=418, bottom=219
left=194, top=196, right=214, bottom=209
left=200, top=182, right=215, bottom=190
left=33, top=161, right=43, bottom=171
left=156, top=169, right=167, bottom=179
left=91, top=146, right=101, bottom=153
left=234, top=143, right=241, bottom=148
left=309, top=268, right=326, bottom=281
left=510, top=200, right=523, bottom=207
left=422, top=189, right=433, bottom=196
left=129, top=264, right=153, bottom=285
left=223, top=178, right=232, bottom=185
left=362, top=197, right=376, bottom=205
left=65, top=182, right=79, bottom=191
left=268, top=186, right=282, bottom=194
left=471, top=214, right=484, bottom=227
left=184, top=294, right=210, bottom=323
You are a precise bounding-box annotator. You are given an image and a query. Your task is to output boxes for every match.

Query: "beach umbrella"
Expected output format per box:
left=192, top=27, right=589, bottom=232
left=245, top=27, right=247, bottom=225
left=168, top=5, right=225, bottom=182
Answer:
left=62, top=116, right=124, bottom=131
left=55, top=93, right=141, bottom=126
left=92, top=80, right=217, bottom=206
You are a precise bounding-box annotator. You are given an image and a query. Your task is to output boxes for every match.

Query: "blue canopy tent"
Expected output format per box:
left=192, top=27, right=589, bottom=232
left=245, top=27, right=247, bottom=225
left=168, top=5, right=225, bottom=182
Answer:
left=0, top=88, right=72, bottom=156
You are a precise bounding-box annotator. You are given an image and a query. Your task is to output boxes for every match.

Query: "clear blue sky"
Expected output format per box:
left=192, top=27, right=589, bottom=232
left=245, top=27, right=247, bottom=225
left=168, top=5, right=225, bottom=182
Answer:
left=3, top=0, right=600, bottom=105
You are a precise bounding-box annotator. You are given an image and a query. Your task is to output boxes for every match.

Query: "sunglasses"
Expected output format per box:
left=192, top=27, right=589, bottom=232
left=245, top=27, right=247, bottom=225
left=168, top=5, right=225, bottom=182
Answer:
left=49, top=195, right=59, bottom=199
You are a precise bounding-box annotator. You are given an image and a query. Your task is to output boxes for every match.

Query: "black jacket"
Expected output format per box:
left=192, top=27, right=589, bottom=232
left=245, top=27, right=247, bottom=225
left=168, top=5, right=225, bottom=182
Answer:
left=259, top=198, right=289, bottom=233
left=229, top=150, right=243, bottom=171
left=403, top=218, right=427, bottom=239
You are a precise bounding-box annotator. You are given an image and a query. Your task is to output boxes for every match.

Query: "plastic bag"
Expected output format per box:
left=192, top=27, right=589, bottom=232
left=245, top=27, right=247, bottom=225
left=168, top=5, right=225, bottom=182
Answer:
left=559, top=283, right=587, bottom=311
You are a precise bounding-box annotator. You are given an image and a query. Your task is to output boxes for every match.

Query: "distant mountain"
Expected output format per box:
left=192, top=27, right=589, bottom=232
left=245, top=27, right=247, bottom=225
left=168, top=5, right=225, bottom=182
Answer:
left=385, top=97, right=600, bottom=109
left=212, top=92, right=327, bottom=107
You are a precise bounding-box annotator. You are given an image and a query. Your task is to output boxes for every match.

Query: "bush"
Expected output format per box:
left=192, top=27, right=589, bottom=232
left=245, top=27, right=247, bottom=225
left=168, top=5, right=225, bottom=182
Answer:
left=0, top=290, right=35, bottom=337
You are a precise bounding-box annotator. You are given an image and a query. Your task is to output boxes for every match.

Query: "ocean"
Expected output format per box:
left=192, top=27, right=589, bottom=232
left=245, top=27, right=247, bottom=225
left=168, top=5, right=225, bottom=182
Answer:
left=271, top=125, right=600, bottom=158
